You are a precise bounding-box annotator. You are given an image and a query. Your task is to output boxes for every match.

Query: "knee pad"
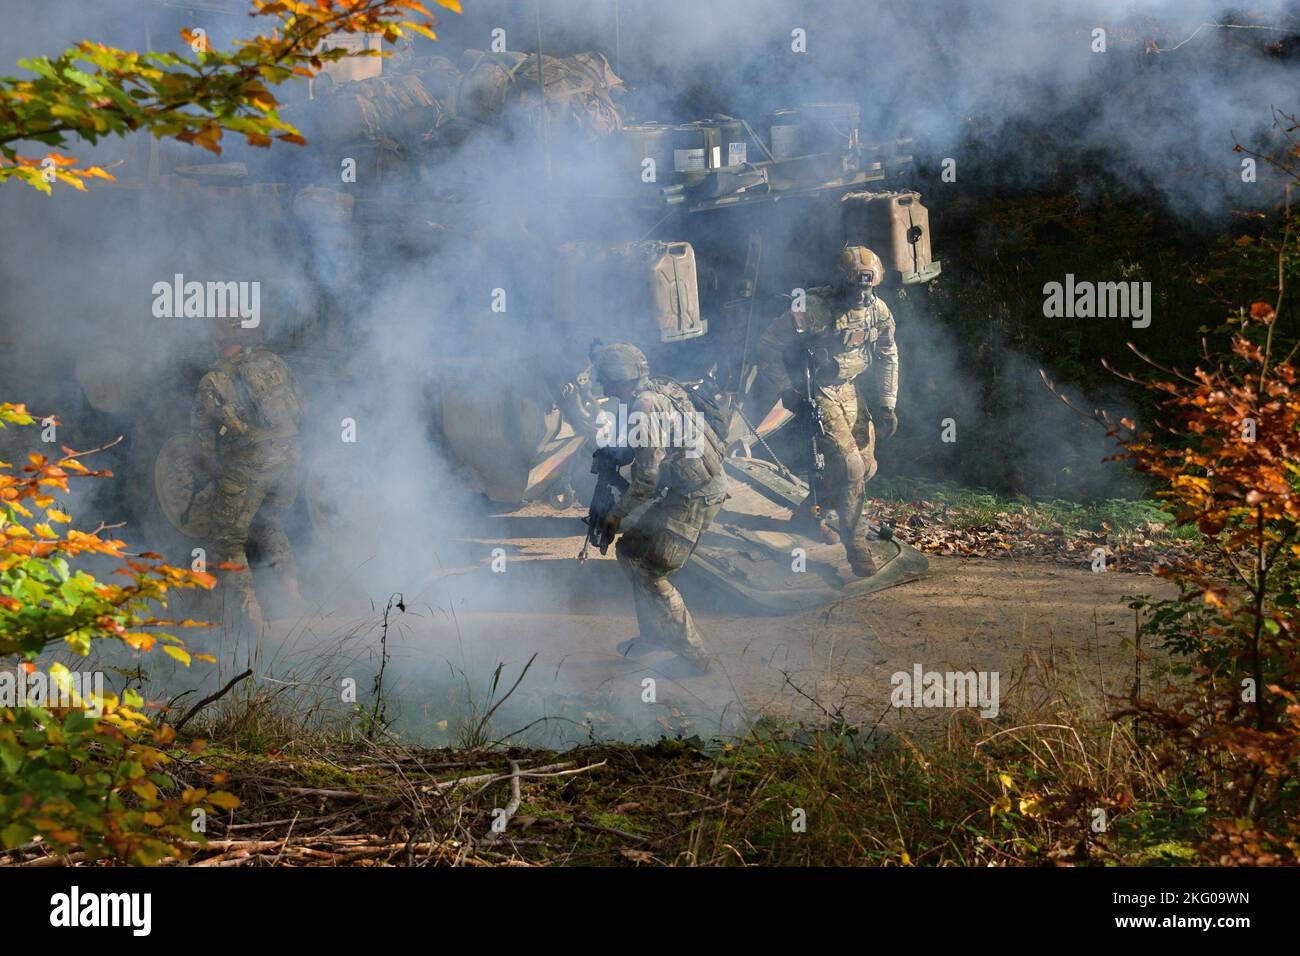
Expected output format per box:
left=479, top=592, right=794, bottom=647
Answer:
left=843, top=449, right=867, bottom=485
left=862, top=452, right=878, bottom=483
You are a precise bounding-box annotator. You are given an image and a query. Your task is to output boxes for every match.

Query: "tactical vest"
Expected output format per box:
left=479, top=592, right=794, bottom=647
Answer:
left=644, top=377, right=728, bottom=501
left=217, top=349, right=303, bottom=441
left=802, top=289, right=889, bottom=386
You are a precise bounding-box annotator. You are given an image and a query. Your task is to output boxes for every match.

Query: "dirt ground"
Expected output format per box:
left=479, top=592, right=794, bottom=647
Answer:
left=234, top=505, right=1175, bottom=746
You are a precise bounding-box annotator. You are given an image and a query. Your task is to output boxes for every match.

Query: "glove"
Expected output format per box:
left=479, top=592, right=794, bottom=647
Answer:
left=600, top=512, right=622, bottom=540
left=876, top=408, right=898, bottom=439
left=779, top=387, right=807, bottom=413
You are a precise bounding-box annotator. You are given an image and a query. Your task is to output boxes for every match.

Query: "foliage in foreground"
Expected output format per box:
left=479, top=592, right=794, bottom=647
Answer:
left=110, top=647, right=1203, bottom=867
left=0, top=404, right=234, bottom=864
left=0, top=0, right=457, bottom=191
left=1102, top=300, right=1300, bottom=865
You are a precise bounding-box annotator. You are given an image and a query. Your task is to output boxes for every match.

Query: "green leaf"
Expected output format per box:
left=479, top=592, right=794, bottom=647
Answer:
left=1, top=823, right=34, bottom=849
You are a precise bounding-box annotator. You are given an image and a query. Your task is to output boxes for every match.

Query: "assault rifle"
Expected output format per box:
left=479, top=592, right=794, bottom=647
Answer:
left=182, top=391, right=245, bottom=526
left=578, top=445, right=633, bottom=562
left=803, top=348, right=828, bottom=517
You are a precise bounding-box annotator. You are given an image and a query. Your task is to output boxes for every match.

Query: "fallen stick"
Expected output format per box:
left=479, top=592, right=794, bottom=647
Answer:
left=173, top=669, right=253, bottom=732
left=575, top=821, right=653, bottom=844
left=19, top=852, right=85, bottom=867
left=422, top=760, right=605, bottom=794
left=482, top=760, right=522, bottom=846
left=422, top=761, right=571, bottom=793
left=265, top=785, right=380, bottom=801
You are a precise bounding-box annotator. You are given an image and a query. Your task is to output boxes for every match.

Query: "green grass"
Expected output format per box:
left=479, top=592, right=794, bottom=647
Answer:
left=177, top=649, right=1221, bottom=866
left=872, top=476, right=1200, bottom=540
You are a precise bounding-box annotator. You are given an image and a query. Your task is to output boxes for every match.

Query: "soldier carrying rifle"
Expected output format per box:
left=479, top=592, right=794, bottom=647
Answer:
left=582, top=343, right=728, bottom=671
left=774, top=246, right=900, bottom=577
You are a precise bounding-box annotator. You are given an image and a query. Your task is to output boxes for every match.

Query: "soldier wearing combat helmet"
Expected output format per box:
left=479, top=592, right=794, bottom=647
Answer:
left=772, top=245, right=900, bottom=576
left=591, top=343, right=729, bottom=670
left=191, top=317, right=305, bottom=634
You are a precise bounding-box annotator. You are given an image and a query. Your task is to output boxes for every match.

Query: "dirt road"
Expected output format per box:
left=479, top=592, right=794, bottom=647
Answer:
left=236, top=515, right=1174, bottom=746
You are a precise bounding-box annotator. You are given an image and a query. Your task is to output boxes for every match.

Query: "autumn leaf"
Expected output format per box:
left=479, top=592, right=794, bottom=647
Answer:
left=162, top=645, right=192, bottom=667
left=208, top=791, right=241, bottom=810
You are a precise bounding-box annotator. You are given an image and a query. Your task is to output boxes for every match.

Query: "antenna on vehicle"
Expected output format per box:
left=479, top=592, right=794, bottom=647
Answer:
left=533, top=0, right=553, bottom=189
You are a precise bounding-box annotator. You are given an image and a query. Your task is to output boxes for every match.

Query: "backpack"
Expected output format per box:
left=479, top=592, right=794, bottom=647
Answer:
left=649, top=376, right=729, bottom=446
left=231, top=350, right=304, bottom=436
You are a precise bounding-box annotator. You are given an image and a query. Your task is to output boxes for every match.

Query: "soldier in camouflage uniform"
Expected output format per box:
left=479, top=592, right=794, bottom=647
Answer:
left=592, top=344, right=729, bottom=670
left=191, top=321, right=305, bottom=633
left=766, top=246, right=900, bottom=576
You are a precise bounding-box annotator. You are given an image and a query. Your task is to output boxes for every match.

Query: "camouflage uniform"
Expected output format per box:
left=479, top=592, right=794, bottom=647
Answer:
left=191, top=346, right=304, bottom=630
left=770, top=250, right=899, bottom=574
left=595, top=346, right=728, bottom=664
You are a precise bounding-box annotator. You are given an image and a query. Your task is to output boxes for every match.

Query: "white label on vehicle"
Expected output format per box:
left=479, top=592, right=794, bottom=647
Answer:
left=674, top=148, right=706, bottom=172
left=728, top=142, right=747, bottom=166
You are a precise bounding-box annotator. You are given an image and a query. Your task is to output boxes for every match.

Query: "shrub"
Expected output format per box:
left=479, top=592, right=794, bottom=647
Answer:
left=0, top=403, right=237, bottom=864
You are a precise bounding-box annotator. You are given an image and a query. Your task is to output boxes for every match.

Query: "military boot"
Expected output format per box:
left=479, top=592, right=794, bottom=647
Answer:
left=847, top=544, right=878, bottom=578
left=836, top=470, right=877, bottom=577
left=220, top=567, right=266, bottom=637
left=243, top=592, right=267, bottom=636
left=676, top=643, right=713, bottom=673
left=667, top=610, right=713, bottom=672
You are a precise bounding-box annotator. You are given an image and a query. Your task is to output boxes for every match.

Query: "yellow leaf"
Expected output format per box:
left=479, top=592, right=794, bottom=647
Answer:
left=162, top=645, right=192, bottom=666
left=997, top=772, right=1014, bottom=789
left=131, top=780, right=159, bottom=801
left=122, top=632, right=157, bottom=652
left=47, top=509, right=71, bottom=523
left=1018, top=797, right=1043, bottom=817
left=208, top=791, right=241, bottom=810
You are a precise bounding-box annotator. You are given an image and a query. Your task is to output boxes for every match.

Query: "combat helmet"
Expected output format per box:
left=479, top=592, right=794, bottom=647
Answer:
left=590, top=341, right=650, bottom=388
left=209, top=313, right=256, bottom=345
left=834, top=245, right=885, bottom=292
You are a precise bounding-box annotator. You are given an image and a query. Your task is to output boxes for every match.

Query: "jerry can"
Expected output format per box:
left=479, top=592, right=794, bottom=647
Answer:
left=555, top=240, right=705, bottom=347
left=841, top=190, right=941, bottom=284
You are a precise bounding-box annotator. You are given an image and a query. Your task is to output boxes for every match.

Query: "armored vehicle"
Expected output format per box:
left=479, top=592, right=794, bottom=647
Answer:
left=19, top=6, right=938, bottom=610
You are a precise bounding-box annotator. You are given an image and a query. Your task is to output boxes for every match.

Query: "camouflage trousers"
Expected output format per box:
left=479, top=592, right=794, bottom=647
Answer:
left=616, top=492, right=723, bottom=656
left=209, top=438, right=300, bottom=628
left=812, top=381, right=877, bottom=568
